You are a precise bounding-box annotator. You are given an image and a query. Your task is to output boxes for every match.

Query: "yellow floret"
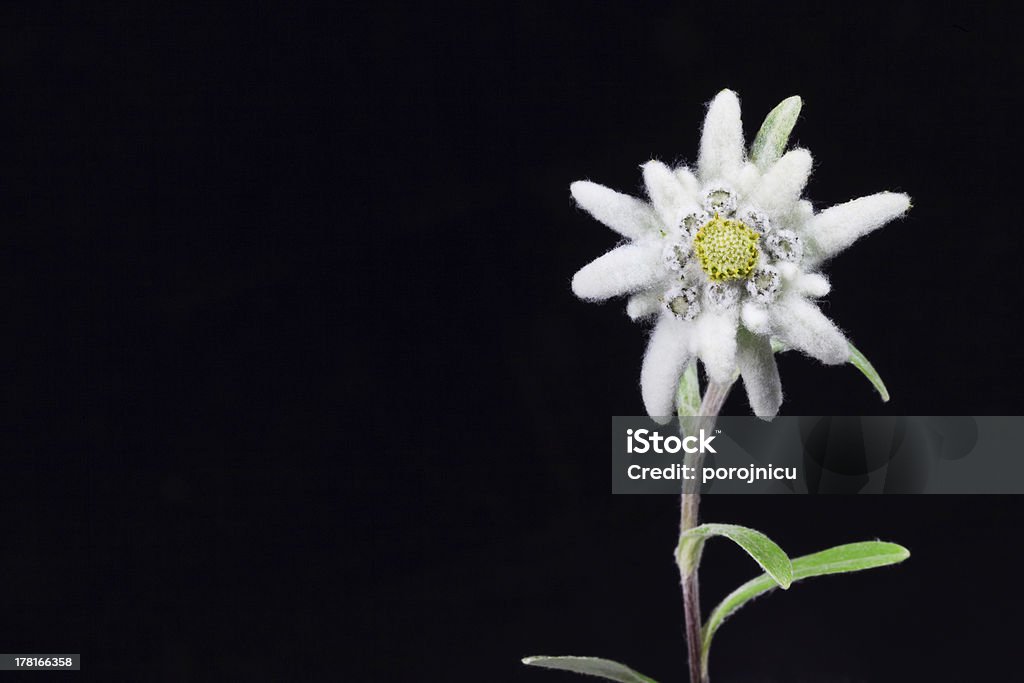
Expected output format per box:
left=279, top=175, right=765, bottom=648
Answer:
left=693, top=214, right=760, bottom=281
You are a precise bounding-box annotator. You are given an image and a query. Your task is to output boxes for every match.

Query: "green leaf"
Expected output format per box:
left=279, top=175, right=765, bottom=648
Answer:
left=848, top=341, right=890, bottom=402
left=701, top=541, right=910, bottom=676
left=675, top=361, right=701, bottom=434
left=522, top=656, right=658, bottom=683
left=677, top=523, right=792, bottom=588
left=750, top=95, right=802, bottom=169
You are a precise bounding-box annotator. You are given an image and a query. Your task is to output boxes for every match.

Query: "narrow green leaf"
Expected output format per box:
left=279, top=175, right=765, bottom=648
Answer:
left=677, top=523, right=792, bottom=588
left=848, top=341, right=890, bottom=402
left=675, top=361, right=701, bottom=435
left=522, top=656, right=658, bottom=683
left=750, top=95, right=802, bottom=169
left=701, top=541, right=909, bottom=676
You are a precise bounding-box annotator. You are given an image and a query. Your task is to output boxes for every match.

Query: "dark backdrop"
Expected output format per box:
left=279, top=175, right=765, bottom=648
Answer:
left=1, top=2, right=1021, bottom=681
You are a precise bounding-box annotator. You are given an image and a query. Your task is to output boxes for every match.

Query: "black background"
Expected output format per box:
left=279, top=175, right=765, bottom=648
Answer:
left=2, top=2, right=1022, bottom=681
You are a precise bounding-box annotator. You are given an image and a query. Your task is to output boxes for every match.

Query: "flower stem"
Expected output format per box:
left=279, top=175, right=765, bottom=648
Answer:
left=679, top=492, right=704, bottom=683
left=677, top=379, right=734, bottom=683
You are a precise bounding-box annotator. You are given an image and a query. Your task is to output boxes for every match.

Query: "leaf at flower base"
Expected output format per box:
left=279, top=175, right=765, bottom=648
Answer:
left=675, top=361, right=701, bottom=434
left=677, top=523, right=792, bottom=588
left=700, top=541, right=910, bottom=677
left=848, top=341, right=890, bottom=402
left=522, top=656, right=659, bottom=683
left=751, top=95, right=802, bottom=169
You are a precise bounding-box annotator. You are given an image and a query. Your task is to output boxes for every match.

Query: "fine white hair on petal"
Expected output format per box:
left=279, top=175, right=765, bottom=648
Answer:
left=771, top=295, right=850, bottom=365
left=734, top=162, right=762, bottom=196
left=570, top=181, right=662, bottom=240
left=642, top=161, right=694, bottom=228
left=737, top=332, right=783, bottom=419
left=746, top=149, right=813, bottom=219
left=695, top=308, right=739, bottom=383
left=777, top=261, right=800, bottom=281
left=698, top=90, right=745, bottom=183
left=626, top=290, right=663, bottom=321
left=641, top=314, right=694, bottom=422
left=674, top=167, right=702, bottom=201
left=796, top=272, right=831, bottom=298
left=572, top=243, right=664, bottom=301
left=788, top=199, right=815, bottom=231
left=741, top=301, right=770, bottom=334
left=805, top=191, right=911, bottom=260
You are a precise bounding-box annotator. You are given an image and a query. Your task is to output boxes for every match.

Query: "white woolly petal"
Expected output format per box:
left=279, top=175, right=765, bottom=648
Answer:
left=571, top=181, right=661, bottom=239
left=741, top=301, right=770, bottom=334
left=674, top=167, right=701, bottom=200
left=777, top=261, right=800, bottom=281
left=737, top=333, right=783, bottom=419
left=572, top=243, right=663, bottom=301
left=642, top=161, right=694, bottom=227
left=698, top=90, right=745, bottom=183
left=626, top=291, right=663, bottom=321
left=796, top=272, right=831, bottom=298
left=747, top=149, right=813, bottom=219
left=788, top=199, right=815, bottom=231
left=695, top=309, right=739, bottom=384
left=641, top=314, right=694, bottom=422
left=771, top=296, right=850, bottom=365
left=734, top=162, right=762, bottom=196
left=805, top=192, right=911, bottom=259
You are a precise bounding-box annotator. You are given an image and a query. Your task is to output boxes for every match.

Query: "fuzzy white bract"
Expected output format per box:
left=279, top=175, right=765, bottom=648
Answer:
left=571, top=90, right=910, bottom=420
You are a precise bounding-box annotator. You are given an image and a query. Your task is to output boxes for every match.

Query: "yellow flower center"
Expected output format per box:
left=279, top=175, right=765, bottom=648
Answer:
left=693, top=213, right=760, bottom=281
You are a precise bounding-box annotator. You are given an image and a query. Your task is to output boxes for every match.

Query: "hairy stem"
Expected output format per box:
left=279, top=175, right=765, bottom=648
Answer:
left=679, top=489, right=704, bottom=683
left=677, top=379, right=734, bottom=683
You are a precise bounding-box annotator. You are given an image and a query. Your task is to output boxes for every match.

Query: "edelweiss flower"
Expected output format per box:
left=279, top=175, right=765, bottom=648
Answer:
left=570, top=90, right=910, bottom=420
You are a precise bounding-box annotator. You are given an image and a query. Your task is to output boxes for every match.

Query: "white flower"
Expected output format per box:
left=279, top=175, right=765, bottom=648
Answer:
left=570, top=90, right=910, bottom=421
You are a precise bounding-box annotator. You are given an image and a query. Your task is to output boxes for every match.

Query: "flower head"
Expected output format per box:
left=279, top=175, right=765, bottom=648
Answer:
left=570, top=90, right=910, bottom=420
